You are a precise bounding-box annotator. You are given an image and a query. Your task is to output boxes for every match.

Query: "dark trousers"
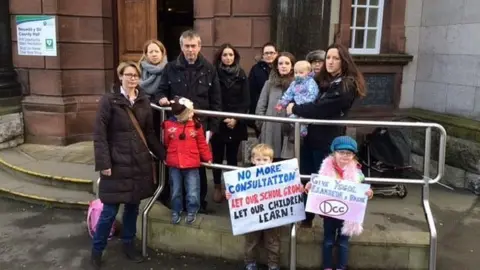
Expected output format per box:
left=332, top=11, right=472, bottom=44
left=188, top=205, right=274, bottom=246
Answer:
left=300, top=144, right=329, bottom=223
left=244, top=227, right=281, bottom=268
left=323, top=216, right=350, bottom=269
left=211, top=135, right=241, bottom=185
left=92, top=203, right=139, bottom=254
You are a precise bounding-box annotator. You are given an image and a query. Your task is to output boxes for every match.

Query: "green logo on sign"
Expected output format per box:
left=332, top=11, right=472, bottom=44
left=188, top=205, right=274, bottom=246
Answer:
left=45, top=39, right=53, bottom=49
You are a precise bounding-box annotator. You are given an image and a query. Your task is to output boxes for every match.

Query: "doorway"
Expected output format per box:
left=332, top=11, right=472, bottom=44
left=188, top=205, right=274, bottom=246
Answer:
left=157, top=0, right=194, bottom=61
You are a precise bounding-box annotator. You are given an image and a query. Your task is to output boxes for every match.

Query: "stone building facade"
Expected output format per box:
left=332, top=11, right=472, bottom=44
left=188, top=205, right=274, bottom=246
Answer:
left=5, top=0, right=413, bottom=146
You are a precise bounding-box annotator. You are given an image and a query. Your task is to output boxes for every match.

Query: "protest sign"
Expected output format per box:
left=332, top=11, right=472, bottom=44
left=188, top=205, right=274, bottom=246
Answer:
left=223, top=158, right=306, bottom=235
left=305, top=174, right=370, bottom=223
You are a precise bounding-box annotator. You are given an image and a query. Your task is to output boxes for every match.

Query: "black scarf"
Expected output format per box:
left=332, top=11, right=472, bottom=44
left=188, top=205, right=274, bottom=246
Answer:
left=218, top=63, right=240, bottom=86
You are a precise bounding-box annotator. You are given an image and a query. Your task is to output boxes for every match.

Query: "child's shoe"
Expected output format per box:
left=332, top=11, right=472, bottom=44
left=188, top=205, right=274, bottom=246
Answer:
left=186, top=212, right=196, bottom=224
left=244, top=263, right=258, bottom=270
left=171, top=212, right=181, bottom=224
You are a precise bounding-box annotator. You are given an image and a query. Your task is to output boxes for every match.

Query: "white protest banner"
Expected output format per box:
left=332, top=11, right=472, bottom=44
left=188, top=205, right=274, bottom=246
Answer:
left=16, top=15, right=57, bottom=56
left=305, top=174, right=370, bottom=223
left=223, top=158, right=306, bottom=235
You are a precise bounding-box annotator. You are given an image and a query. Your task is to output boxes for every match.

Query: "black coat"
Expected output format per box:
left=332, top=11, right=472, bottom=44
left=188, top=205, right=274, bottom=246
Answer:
left=248, top=60, right=271, bottom=115
left=94, top=86, right=165, bottom=204
left=216, top=67, right=250, bottom=142
left=292, top=77, right=357, bottom=152
left=154, top=53, right=222, bottom=133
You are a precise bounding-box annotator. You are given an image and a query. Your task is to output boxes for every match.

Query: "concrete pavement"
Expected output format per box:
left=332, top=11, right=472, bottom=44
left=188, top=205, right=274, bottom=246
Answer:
left=0, top=197, right=243, bottom=270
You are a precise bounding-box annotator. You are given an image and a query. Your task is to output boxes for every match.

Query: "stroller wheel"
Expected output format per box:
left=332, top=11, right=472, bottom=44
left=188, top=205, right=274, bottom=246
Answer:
left=396, top=185, right=408, bottom=199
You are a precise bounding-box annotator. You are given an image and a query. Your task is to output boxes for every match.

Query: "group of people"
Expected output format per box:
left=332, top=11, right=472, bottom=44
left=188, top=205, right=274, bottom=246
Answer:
left=91, top=28, right=371, bottom=270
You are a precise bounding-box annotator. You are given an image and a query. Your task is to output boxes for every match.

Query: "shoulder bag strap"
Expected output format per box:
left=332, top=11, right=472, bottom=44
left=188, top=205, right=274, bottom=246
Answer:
left=125, top=107, right=148, bottom=150
left=125, top=107, right=158, bottom=184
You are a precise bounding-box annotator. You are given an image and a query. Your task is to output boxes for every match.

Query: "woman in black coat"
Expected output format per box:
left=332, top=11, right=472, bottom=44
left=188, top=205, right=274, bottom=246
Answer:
left=287, top=43, right=366, bottom=227
left=91, top=61, right=165, bottom=268
left=210, top=43, right=250, bottom=203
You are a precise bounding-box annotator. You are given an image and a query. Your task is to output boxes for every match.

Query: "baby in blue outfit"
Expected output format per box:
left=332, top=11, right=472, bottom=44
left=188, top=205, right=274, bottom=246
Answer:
left=276, top=60, right=319, bottom=137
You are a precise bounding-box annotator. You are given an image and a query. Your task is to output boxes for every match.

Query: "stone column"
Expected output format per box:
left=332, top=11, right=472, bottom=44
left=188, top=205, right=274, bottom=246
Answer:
left=271, top=0, right=331, bottom=59
left=0, top=0, right=23, bottom=148
left=10, top=0, right=114, bottom=145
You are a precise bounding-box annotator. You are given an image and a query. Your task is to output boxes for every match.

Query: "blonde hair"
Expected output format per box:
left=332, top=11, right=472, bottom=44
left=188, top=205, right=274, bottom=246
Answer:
left=294, top=60, right=312, bottom=73
left=138, top=39, right=167, bottom=65
left=251, top=144, right=274, bottom=159
left=117, top=61, right=141, bottom=77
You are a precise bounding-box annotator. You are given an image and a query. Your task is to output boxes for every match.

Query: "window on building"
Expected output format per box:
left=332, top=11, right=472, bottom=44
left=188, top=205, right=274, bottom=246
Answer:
left=349, top=0, right=385, bottom=54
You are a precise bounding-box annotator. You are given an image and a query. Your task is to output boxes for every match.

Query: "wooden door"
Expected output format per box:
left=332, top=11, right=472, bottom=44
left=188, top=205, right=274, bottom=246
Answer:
left=117, top=0, right=157, bottom=62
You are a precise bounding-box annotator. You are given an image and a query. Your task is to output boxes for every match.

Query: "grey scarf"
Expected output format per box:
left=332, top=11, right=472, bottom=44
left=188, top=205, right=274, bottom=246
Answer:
left=139, top=57, right=168, bottom=95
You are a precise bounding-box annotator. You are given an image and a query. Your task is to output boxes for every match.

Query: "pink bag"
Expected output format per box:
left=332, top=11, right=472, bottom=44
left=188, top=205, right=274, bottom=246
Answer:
left=87, top=199, right=116, bottom=239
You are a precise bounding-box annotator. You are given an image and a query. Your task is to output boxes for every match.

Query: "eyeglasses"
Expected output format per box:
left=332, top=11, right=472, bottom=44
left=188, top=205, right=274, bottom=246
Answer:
left=335, top=150, right=355, bottom=156
left=123, top=73, right=139, bottom=79
left=263, top=51, right=276, bottom=56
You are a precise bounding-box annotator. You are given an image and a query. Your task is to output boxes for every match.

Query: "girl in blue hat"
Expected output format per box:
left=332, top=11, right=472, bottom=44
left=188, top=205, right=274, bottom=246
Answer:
left=305, top=135, right=373, bottom=270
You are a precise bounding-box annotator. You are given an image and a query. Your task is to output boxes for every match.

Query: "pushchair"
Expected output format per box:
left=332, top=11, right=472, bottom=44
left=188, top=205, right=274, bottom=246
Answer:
left=358, top=127, right=419, bottom=199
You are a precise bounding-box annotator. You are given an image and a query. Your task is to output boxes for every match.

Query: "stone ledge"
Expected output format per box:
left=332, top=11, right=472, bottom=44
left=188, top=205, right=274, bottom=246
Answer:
left=403, top=108, right=480, bottom=143
left=0, top=112, right=24, bottom=149
left=140, top=203, right=429, bottom=269
left=353, top=54, right=414, bottom=66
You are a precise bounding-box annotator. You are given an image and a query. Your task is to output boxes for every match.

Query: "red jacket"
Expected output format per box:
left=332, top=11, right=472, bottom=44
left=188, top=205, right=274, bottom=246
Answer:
left=163, top=118, right=212, bottom=169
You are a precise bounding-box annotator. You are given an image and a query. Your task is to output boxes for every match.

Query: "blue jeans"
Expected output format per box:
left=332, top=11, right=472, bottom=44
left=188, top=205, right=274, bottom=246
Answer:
left=169, top=167, right=200, bottom=214
left=92, top=203, right=139, bottom=254
left=323, top=217, right=350, bottom=269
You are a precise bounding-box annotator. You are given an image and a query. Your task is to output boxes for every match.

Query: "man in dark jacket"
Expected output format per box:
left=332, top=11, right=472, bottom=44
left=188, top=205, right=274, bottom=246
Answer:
left=247, top=42, right=277, bottom=136
left=155, top=30, right=222, bottom=213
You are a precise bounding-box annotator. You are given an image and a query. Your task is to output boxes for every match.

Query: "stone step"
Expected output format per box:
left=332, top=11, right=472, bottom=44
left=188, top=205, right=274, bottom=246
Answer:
left=0, top=168, right=93, bottom=209
left=142, top=202, right=429, bottom=270
left=0, top=148, right=95, bottom=192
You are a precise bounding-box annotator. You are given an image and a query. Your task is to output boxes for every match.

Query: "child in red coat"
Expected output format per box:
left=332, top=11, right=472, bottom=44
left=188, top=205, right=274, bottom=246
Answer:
left=163, top=96, right=212, bottom=225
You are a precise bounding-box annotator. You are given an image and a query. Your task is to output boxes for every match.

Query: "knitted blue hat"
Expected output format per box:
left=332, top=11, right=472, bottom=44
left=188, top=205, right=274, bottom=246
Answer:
left=330, top=136, right=358, bottom=153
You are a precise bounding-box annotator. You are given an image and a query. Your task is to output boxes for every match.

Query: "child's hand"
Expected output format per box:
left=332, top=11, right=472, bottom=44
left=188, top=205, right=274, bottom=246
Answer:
left=275, top=104, right=283, bottom=112
left=225, top=191, right=232, bottom=200
left=304, top=182, right=312, bottom=194
left=366, top=188, right=374, bottom=199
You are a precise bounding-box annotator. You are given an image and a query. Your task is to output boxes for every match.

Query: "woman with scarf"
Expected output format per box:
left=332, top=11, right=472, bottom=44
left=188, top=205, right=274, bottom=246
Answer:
left=210, top=43, right=250, bottom=203
left=255, top=52, right=296, bottom=161
left=138, top=39, right=168, bottom=137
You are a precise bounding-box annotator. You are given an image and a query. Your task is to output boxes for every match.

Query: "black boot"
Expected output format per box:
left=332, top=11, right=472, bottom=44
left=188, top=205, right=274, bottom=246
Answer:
left=122, top=243, right=144, bottom=263
left=90, top=250, right=102, bottom=269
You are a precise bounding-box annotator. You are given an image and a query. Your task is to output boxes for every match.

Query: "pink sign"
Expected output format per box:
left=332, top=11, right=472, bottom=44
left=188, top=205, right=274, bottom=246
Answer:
left=305, top=174, right=370, bottom=223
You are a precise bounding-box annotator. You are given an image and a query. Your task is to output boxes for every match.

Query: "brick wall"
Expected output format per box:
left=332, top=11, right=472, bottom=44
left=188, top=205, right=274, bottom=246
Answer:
left=10, top=0, right=114, bottom=145
left=194, top=0, right=271, bottom=72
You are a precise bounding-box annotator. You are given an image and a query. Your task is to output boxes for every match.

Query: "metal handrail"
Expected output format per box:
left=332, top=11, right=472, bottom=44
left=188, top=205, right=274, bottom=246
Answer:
left=137, top=103, right=444, bottom=270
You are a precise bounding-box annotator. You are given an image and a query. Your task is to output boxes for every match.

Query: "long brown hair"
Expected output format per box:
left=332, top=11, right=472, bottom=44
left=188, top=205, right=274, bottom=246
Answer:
left=213, top=43, right=241, bottom=66
left=316, top=44, right=366, bottom=97
left=271, top=52, right=296, bottom=77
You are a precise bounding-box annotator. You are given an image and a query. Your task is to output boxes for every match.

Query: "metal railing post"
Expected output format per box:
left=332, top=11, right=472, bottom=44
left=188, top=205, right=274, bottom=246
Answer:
left=289, top=123, right=301, bottom=270
left=142, top=109, right=166, bottom=257
left=94, top=178, right=100, bottom=199
left=422, top=127, right=437, bottom=270
left=137, top=104, right=447, bottom=269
